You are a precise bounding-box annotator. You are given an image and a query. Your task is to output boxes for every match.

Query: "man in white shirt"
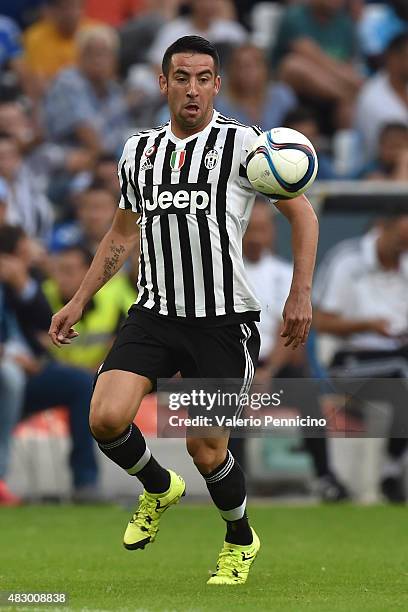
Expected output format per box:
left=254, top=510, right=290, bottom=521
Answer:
left=314, top=216, right=408, bottom=502
left=236, top=199, right=349, bottom=501
left=148, top=0, right=247, bottom=69
left=0, top=133, right=53, bottom=243
left=355, top=33, right=408, bottom=161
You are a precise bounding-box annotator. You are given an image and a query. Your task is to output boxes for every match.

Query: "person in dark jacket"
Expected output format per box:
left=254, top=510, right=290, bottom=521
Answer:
left=0, top=225, right=99, bottom=503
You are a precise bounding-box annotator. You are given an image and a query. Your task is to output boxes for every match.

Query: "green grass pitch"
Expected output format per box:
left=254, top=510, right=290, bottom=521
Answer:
left=0, top=504, right=407, bottom=611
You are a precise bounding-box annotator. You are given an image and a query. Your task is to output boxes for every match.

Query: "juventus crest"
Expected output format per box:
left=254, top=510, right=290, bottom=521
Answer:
left=204, top=149, right=219, bottom=170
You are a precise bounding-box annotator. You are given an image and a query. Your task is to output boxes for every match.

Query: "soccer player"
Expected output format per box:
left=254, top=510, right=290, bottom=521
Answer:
left=49, top=36, right=319, bottom=585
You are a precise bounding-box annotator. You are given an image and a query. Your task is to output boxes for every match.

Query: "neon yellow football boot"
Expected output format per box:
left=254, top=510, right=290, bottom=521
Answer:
left=123, top=470, right=185, bottom=550
left=207, top=528, right=260, bottom=585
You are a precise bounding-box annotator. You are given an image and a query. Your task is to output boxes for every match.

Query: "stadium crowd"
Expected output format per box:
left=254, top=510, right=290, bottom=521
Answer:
left=0, top=0, right=407, bottom=505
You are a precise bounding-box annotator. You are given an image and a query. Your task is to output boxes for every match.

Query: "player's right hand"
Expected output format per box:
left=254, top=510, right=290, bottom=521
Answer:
left=48, top=300, right=83, bottom=347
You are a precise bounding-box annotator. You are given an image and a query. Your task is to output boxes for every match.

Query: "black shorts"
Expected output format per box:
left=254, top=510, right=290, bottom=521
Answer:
left=97, top=307, right=260, bottom=389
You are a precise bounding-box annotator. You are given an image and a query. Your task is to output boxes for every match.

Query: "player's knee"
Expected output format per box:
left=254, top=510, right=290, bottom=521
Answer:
left=89, top=396, right=128, bottom=440
left=193, top=450, right=227, bottom=474
left=186, top=439, right=227, bottom=474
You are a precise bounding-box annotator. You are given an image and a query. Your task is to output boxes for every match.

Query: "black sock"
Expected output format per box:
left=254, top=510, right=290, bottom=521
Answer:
left=304, top=437, right=330, bottom=478
left=95, top=424, right=170, bottom=493
left=202, top=450, right=252, bottom=545
left=387, top=437, right=408, bottom=460
left=226, top=512, right=251, bottom=545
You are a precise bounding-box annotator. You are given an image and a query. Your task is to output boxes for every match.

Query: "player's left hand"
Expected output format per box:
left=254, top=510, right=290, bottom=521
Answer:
left=281, top=289, right=312, bottom=349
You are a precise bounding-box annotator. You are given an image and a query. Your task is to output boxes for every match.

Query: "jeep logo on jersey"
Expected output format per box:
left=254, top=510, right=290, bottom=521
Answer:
left=142, top=184, right=211, bottom=217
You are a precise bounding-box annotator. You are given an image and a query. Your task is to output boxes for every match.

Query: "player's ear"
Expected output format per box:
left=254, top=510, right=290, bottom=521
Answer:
left=214, top=75, right=221, bottom=96
left=159, top=74, right=168, bottom=95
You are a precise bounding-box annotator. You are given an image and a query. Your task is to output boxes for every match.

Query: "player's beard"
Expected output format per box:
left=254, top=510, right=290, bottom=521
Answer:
left=179, top=105, right=213, bottom=131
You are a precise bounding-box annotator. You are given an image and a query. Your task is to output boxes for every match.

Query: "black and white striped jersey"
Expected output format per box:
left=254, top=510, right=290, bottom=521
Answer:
left=118, top=110, right=265, bottom=323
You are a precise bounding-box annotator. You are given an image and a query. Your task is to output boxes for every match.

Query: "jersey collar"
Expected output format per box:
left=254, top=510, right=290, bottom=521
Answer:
left=166, top=110, right=219, bottom=146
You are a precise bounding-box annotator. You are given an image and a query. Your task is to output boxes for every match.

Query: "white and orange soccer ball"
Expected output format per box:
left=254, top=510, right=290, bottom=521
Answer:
left=246, top=127, right=318, bottom=199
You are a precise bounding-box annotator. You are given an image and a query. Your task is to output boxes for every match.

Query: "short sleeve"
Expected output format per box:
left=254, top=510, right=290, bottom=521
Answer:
left=239, top=126, right=278, bottom=204
left=238, top=127, right=262, bottom=191
left=118, top=138, right=141, bottom=214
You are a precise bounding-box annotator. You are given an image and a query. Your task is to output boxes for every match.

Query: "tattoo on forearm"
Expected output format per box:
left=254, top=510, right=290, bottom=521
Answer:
left=101, top=241, right=125, bottom=284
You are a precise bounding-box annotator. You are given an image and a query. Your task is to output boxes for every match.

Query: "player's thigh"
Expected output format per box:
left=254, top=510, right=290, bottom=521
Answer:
left=181, top=321, right=260, bottom=381
left=90, top=312, right=180, bottom=431
left=181, top=322, right=260, bottom=441
left=186, top=431, right=229, bottom=455
left=90, top=369, right=152, bottom=429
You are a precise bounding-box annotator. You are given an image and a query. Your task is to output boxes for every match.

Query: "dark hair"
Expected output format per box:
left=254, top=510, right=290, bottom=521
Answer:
left=96, top=153, right=117, bottom=165
left=57, top=245, right=94, bottom=267
left=392, top=0, right=408, bottom=21
left=379, top=121, right=408, bottom=139
left=162, top=36, right=220, bottom=77
left=284, top=106, right=317, bottom=127
left=227, top=43, right=267, bottom=70
left=0, top=131, right=15, bottom=143
left=386, top=32, right=408, bottom=55
left=84, top=179, right=112, bottom=193
left=46, top=0, right=71, bottom=7
left=80, top=180, right=116, bottom=201
left=0, top=225, right=25, bottom=254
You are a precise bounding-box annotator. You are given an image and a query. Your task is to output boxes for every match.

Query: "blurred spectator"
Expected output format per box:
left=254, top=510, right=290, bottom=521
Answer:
left=0, top=98, right=40, bottom=154
left=44, top=25, right=130, bottom=158
left=274, top=0, right=361, bottom=130
left=284, top=106, right=338, bottom=179
left=359, top=0, right=408, bottom=73
left=43, top=245, right=135, bottom=370
left=355, top=33, right=408, bottom=162
left=313, top=217, right=408, bottom=502
left=238, top=199, right=349, bottom=501
left=0, top=225, right=99, bottom=503
left=0, top=15, right=23, bottom=72
left=49, top=183, right=116, bottom=253
left=232, top=0, right=266, bottom=28
left=93, top=154, right=121, bottom=199
left=0, top=132, right=53, bottom=242
left=359, top=122, right=408, bottom=180
left=54, top=151, right=121, bottom=218
left=0, top=283, right=26, bottom=505
left=23, top=0, right=94, bottom=85
left=0, top=1, right=43, bottom=29
left=118, top=0, right=184, bottom=73
left=148, top=0, right=247, bottom=70
left=0, top=99, right=95, bottom=190
left=0, top=15, right=34, bottom=96
left=243, top=200, right=299, bottom=384
left=125, top=63, right=162, bottom=129
left=0, top=177, right=9, bottom=225
left=84, top=0, right=144, bottom=27
left=215, top=44, right=297, bottom=130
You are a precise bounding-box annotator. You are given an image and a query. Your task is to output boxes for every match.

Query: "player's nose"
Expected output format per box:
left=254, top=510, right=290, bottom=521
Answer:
left=187, top=79, right=199, bottom=97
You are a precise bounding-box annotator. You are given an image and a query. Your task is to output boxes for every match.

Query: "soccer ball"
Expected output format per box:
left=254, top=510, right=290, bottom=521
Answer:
left=246, top=127, right=318, bottom=199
